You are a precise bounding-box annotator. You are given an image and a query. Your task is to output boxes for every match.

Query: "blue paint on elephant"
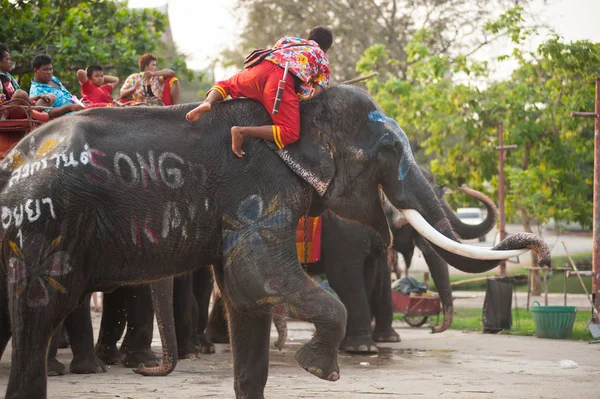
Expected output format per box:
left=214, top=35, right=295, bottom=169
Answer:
left=222, top=195, right=292, bottom=264
left=368, top=110, right=413, bottom=180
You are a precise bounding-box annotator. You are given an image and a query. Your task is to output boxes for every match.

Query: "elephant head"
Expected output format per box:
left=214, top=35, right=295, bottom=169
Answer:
left=278, top=85, right=550, bottom=273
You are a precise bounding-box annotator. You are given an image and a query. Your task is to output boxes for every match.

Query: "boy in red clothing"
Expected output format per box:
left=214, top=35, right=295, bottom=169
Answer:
left=186, top=26, right=333, bottom=157
left=77, top=65, right=119, bottom=108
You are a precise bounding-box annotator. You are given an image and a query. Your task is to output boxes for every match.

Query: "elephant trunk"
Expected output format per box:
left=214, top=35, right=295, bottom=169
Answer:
left=415, top=236, right=453, bottom=334
left=387, top=167, right=459, bottom=243
left=443, top=185, right=498, bottom=240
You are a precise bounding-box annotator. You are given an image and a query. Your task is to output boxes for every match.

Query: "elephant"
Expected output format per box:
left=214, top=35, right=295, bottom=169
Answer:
left=94, top=269, right=215, bottom=368
left=206, top=174, right=497, bottom=354
left=0, top=85, right=550, bottom=399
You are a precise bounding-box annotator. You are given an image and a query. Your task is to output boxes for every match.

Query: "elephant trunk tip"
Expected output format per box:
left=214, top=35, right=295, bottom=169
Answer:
left=431, top=309, right=453, bottom=334
left=495, top=232, right=552, bottom=268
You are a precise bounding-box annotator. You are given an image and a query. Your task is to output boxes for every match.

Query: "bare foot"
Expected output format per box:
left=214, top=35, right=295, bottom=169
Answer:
left=231, top=126, right=246, bottom=157
left=186, top=102, right=211, bottom=121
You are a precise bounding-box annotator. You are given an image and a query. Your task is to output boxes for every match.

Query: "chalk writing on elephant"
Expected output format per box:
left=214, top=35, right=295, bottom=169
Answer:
left=1, top=197, right=55, bottom=229
left=5, top=137, right=188, bottom=189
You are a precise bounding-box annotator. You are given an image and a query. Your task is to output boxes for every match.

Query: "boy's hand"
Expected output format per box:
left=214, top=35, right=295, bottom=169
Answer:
left=143, top=71, right=155, bottom=80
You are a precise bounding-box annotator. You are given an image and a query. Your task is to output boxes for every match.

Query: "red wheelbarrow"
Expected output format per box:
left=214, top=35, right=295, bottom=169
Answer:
left=391, top=273, right=441, bottom=327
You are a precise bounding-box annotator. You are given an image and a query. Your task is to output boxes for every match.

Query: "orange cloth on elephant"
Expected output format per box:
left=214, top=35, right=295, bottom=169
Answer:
left=210, top=60, right=300, bottom=149
left=296, top=216, right=322, bottom=263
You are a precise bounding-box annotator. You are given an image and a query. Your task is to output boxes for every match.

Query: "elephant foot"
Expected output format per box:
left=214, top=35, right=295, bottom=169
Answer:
left=47, top=357, right=66, bottom=376
left=197, top=333, right=216, bottom=354
left=122, top=349, right=159, bottom=368
left=94, top=344, right=122, bottom=365
left=205, top=327, right=229, bottom=344
left=295, top=341, right=340, bottom=382
left=372, top=327, right=401, bottom=343
left=340, top=334, right=379, bottom=354
left=70, top=353, right=107, bottom=374
left=178, top=340, right=201, bottom=360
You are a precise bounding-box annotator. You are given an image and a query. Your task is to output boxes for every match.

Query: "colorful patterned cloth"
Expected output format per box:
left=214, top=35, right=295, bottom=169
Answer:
left=0, top=71, right=20, bottom=103
left=265, top=37, right=330, bottom=100
left=120, top=73, right=167, bottom=106
left=29, top=76, right=76, bottom=108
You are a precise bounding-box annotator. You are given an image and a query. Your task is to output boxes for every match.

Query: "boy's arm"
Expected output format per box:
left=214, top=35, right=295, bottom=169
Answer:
left=77, top=69, right=88, bottom=84
left=104, top=75, right=119, bottom=87
left=49, top=103, right=84, bottom=118
left=143, top=69, right=176, bottom=79
left=119, top=75, right=139, bottom=98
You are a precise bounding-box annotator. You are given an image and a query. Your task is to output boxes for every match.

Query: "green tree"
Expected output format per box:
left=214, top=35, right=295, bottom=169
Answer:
left=0, top=0, right=191, bottom=94
left=224, top=0, right=531, bottom=82
left=357, top=6, right=599, bottom=291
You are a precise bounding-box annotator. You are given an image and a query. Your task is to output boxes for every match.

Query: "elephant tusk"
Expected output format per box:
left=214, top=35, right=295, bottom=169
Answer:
left=401, top=209, right=528, bottom=260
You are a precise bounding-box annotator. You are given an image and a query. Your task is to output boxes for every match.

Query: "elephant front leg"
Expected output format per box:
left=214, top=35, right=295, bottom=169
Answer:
left=327, top=261, right=377, bottom=354
left=6, top=295, right=77, bottom=398
left=121, top=285, right=158, bottom=368
left=193, top=267, right=216, bottom=353
left=174, top=272, right=201, bottom=359
left=370, top=257, right=401, bottom=343
left=94, top=288, right=128, bottom=365
left=66, top=296, right=106, bottom=374
left=134, top=277, right=177, bottom=376
left=226, top=261, right=346, bottom=382
left=205, top=292, right=229, bottom=344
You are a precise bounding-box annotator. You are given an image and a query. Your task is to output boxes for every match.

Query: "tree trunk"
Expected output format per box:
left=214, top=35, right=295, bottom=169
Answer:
left=521, top=207, right=541, bottom=295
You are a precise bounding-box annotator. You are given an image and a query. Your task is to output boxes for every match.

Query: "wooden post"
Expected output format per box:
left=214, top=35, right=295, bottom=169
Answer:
left=495, top=122, right=517, bottom=276
left=570, top=78, right=600, bottom=323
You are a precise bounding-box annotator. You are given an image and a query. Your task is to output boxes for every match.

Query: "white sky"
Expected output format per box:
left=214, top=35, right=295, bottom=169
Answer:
left=128, top=0, right=600, bottom=79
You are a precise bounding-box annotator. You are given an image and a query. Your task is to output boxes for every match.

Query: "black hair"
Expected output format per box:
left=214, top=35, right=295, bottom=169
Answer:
left=32, top=54, right=52, bottom=70
left=0, top=44, right=8, bottom=60
left=308, top=26, right=333, bottom=52
left=86, top=64, right=103, bottom=78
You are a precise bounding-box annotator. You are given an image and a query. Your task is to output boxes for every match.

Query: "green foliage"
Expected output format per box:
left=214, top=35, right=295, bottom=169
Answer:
left=358, top=4, right=599, bottom=229
left=226, top=0, right=531, bottom=82
left=0, top=0, right=189, bottom=95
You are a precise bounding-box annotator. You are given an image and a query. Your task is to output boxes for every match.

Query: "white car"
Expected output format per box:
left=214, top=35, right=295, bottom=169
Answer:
left=456, top=207, right=486, bottom=242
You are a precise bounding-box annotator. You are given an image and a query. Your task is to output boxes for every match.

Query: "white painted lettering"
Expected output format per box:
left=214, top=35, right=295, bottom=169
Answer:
left=114, top=152, right=140, bottom=186
left=158, top=152, right=184, bottom=189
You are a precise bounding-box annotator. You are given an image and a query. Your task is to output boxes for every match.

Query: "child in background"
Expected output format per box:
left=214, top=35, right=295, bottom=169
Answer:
left=77, top=65, right=119, bottom=108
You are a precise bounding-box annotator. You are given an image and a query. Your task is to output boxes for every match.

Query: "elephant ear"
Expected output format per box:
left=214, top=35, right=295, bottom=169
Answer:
left=267, top=112, right=335, bottom=196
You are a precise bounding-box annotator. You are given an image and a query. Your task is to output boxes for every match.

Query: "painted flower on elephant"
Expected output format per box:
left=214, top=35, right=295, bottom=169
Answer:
left=2, top=135, right=63, bottom=171
left=8, top=235, right=71, bottom=307
left=222, top=195, right=291, bottom=263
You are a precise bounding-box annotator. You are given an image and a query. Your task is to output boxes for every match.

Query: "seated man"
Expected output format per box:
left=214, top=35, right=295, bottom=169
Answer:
left=77, top=64, right=119, bottom=108
left=29, top=54, right=84, bottom=119
left=0, top=44, right=50, bottom=121
left=119, top=53, right=179, bottom=106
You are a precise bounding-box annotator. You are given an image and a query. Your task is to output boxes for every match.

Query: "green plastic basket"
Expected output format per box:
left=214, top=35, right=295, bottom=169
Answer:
left=531, top=301, right=577, bottom=339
